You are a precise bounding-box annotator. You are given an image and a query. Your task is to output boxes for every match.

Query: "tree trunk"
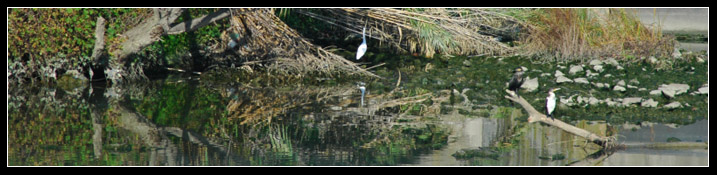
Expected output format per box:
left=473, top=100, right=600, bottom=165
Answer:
left=103, top=8, right=232, bottom=82
left=504, top=90, right=619, bottom=149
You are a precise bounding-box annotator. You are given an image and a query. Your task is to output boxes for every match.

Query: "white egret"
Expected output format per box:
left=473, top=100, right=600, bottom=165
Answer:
left=358, top=82, right=366, bottom=106
left=356, top=27, right=367, bottom=60
left=545, top=87, right=560, bottom=120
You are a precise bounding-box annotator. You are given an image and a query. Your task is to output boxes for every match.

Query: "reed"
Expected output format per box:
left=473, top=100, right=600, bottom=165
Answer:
left=520, top=8, right=675, bottom=62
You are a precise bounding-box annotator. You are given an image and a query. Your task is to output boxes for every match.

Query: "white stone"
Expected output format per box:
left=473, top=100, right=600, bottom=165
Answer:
left=604, top=58, right=619, bottom=67
left=622, top=97, right=642, bottom=106
left=521, top=77, right=539, bottom=92
left=569, top=65, right=584, bottom=75
left=613, top=85, right=626, bottom=92
left=555, top=70, right=565, bottom=77
left=658, top=83, right=690, bottom=98
left=573, top=78, right=589, bottom=84
left=616, top=80, right=626, bottom=86
left=672, top=47, right=682, bottom=58
left=649, top=90, right=663, bottom=96
left=641, top=98, right=658, bottom=107
left=592, top=82, right=608, bottom=88
left=556, top=76, right=573, bottom=83
left=588, top=97, right=600, bottom=105
left=664, top=101, right=683, bottom=109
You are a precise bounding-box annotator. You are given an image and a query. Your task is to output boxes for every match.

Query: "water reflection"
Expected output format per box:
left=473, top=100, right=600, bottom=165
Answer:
left=8, top=76, right=450, bottom=166
left=7, top=75, right=708, bottom=166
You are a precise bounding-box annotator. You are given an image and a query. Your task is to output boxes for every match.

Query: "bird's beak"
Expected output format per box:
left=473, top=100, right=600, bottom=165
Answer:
left=554, top=88, right=561, bottom=91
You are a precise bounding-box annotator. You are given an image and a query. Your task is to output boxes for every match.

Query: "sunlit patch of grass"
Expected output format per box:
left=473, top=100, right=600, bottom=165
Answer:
left=520, top=8, right=676, bottom=62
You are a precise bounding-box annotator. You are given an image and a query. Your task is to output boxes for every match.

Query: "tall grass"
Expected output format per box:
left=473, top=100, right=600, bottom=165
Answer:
left=521, top=8, right=675, bottom=62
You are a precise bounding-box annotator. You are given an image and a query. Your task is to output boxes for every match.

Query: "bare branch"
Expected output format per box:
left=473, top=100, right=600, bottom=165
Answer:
left=504, top=89, right=619, bottom=149
left=167, top=9, right=231, bottom=35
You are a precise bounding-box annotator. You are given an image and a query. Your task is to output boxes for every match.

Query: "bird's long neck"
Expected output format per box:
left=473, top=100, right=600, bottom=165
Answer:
left=548, top=92, right=555, bottom=99
left=362, top=27, right=366, bottom=40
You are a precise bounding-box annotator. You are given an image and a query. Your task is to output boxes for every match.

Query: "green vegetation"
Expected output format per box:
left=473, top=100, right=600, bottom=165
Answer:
left=517, top=8, right=675, bottom=62
left=8, top=8, right=152, bottom=83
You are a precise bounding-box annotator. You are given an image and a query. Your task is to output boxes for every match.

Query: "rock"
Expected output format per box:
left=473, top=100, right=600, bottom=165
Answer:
left=573, top=77, right=589, bottom=84
left=556, top=76, right=573, bottom=83
left=555, top=70, right=565, bottom=77
left=627, top=85, right=638, bottom=89
left=647, top=56, right=658, bottom=64
left=638, top=88, right=647, bottom=91
left=622, top=97, right=642, bottom=106
left=641, top=98, right=658, bottom=107
left=560, top=94, right=578, bottom=107
left=604, top=58, right=619, bottom=66
left=672, top=47, right=682, bottom=58
left=616, top=80, right=626, bottom=86
left=589, top=59, right=603, bottom=66
left=658, top=83, right=690, bottom=98
left=604, top=74, right=613, bottom=78
left=569, top=65, right=583, bottom=75
left=629, top=78, right=640, bottom=85
left=588, top=96, right=599, bottom=105
left=649, top=90, right=663, bottom=96
left=521, top=77, right=539, bottom=92
left=540, top=73, right=552, bottom=77
left=330, top=106, right=343, bottom=111
left=696, top=56, right=705, bottom=63
left=592, top=65, right=604, bottom=72
left=691, top=85, right=709, bottom=95
left=664, top=102, right=682, bottom=109
left=613, top=85, right=626, bottom=92
left=463, top=60, right=471, bottom=67
left=576, top=96, right=585, bottom=104
left=592, top=82, right=608, bottom=89
left=616, top=65, right=624, bottom=70
left=605, top=98, right=619, bottom=107
left=585, top=70, right=599, bottom=78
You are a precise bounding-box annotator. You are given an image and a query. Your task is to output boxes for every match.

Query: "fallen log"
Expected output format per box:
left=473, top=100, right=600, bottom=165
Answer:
left=504, top=89, right=619, bottom=149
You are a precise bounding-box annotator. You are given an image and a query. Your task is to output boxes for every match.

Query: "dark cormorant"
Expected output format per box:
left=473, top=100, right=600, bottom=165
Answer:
left=508, top=67, right=525, bottom=97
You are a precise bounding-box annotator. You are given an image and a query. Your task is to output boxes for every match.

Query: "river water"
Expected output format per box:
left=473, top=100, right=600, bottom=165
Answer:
left=8, top=54, right=708, bottom=166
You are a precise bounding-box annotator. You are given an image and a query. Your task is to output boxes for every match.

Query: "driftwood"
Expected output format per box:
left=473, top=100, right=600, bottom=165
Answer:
left=504, top=90, right=618, bottom=149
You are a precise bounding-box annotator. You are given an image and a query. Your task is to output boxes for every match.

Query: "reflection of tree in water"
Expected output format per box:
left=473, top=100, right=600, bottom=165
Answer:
left=8, top=78, right=454, bottom=165
left=216, top=83, right=453, bottom=165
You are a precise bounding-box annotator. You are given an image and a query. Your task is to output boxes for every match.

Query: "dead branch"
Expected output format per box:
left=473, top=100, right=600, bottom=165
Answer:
left=504, top=89, right=619, bottom=149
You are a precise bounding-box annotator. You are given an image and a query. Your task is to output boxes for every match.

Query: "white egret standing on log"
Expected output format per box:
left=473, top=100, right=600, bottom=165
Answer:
left=545, top=87, right=560, bottom=120
left=358, top=82, right=366, bottom=106
left=356, top=27, right=367, bottom=60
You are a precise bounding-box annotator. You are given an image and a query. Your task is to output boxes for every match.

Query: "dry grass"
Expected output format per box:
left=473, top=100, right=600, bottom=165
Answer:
left=520, top=8, right=676, bottom=62
left=222, top=9, right=379, bottom=79
left=294, top=8, right=521, bottom=58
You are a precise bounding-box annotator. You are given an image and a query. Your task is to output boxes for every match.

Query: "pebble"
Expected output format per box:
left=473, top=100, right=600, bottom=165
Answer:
left=556, top=76, right=573, bottom=83
left=622, top=97, right=642, bottom=106
left=641, top=98, right=658, bottom=107
left=664, top=102, right=683, bottom=109
left=569, top=65, right=584, bottom=75
left=573, top=78, right=589, bottom=84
